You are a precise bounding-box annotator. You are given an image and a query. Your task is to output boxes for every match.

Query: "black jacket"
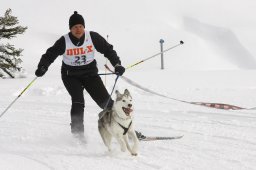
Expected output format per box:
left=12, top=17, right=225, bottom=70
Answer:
left=37, top=31, right=121, bottom=76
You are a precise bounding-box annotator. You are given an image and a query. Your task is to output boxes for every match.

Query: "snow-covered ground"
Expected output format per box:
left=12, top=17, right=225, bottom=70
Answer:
left=1, top=0, right=256, bottom=169
left=1, top=69, right=256, bottom=170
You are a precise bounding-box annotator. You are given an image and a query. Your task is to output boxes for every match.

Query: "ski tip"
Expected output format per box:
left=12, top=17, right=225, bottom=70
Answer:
left=176, top=135, right=183, bottom=139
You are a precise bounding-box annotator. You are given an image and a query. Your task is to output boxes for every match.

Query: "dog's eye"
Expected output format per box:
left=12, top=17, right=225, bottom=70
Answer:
left=122, top=100, right=126, bottom=102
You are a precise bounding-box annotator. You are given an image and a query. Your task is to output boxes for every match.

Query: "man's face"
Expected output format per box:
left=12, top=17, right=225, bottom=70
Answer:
left=70, top=24, right=85, bottom=39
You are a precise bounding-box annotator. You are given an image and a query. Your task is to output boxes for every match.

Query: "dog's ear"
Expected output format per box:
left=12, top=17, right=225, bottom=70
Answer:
left=115, top=90, right=122, bottom=100
left=124, top=89, right=130, bottom=96
left=115, top=90, right=121, bottom=96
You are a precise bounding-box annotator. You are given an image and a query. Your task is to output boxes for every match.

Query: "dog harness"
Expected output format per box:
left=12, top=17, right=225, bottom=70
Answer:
left=101, top=110, right=133, bottom=135
left=118, top=121, right=132, bottom=135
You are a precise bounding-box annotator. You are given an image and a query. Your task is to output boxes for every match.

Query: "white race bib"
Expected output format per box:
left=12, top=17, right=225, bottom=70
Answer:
left=63, top=31, right=95, bottom=66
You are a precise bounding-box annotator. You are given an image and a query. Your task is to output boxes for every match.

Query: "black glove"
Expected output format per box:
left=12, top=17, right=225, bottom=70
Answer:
left=35, top=65, right=48, bottom=77
left=114, top=64, right=125, bottom=76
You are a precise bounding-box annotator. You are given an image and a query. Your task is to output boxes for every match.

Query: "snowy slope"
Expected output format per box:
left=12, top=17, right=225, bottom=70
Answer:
left=1, top=0, right=256, bottom=169
left=1, top=68, right=256, bottom=170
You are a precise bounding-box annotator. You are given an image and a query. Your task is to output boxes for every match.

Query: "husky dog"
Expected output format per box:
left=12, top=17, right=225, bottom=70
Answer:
left=98, top=89, right=139, bottom=156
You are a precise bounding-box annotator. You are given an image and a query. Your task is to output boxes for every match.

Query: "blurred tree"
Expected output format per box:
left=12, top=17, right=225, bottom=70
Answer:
left=0, top=8, right=27, bottom=78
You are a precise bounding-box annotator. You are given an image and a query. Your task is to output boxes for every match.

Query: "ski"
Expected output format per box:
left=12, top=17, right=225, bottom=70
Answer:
left=140, top=135, right=183, bottom=141
left=136, top=131, right=183, bottom=141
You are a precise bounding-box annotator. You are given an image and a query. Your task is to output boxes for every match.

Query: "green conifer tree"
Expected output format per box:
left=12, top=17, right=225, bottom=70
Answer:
left=0, top=8, right=27, bottom=78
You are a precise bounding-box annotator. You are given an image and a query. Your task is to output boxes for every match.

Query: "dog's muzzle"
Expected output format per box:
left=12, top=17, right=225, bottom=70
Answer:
left=122, top=107, right=133, bottom=116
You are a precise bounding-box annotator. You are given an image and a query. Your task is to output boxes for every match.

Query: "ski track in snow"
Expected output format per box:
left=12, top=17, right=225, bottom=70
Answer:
left=1, top=76, right=256, bottom=170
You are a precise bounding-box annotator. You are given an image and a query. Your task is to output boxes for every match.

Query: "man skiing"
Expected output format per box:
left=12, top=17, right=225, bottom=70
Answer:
left=35, top=11, right=126, bottom=140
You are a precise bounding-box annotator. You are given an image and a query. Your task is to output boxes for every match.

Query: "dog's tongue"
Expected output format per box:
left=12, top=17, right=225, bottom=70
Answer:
left=127, top=108, right=133, bottom=113
left=123, top=107, right=133, bottom=115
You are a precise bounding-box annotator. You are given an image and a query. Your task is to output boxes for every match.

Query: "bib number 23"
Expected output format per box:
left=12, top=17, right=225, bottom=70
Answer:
left=74, top=55, right=87, bottom=65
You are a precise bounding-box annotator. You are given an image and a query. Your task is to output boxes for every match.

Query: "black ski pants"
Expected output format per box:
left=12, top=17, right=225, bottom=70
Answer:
left=61, top=73, right=113, bottom=133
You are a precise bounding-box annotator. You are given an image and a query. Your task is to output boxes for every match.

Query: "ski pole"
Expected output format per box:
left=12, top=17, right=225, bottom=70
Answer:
left=126, top=40, right=184, bottom=69
left=0, top=77, right=38, bottom=118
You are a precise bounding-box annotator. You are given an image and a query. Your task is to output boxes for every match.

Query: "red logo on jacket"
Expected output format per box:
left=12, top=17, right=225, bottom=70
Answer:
left=66, top=45, right=93, bottom=56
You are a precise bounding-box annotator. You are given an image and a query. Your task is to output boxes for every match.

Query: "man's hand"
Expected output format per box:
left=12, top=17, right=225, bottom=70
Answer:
left=114, top=64, right=125, bottom=76
left=35, top=65, right=48, bottom=77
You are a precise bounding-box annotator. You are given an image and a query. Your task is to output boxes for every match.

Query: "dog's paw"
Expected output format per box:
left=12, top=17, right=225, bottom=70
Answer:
left=131, top=148, right=138, bottom=156
left=131, top=153, right=138, bottom=156
left=131, top=147, right=139, bottom=155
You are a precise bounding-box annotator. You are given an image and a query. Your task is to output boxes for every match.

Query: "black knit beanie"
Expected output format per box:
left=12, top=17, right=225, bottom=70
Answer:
left=69, top=11, right=85, bottom=29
